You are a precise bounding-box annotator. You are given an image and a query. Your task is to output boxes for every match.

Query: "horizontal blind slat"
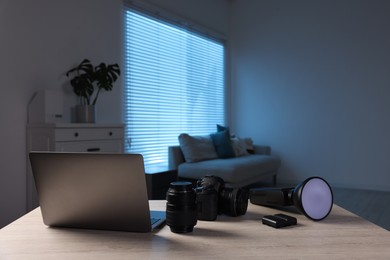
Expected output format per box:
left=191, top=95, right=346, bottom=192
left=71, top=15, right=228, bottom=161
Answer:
left=124, top=9, right=225, bottom=171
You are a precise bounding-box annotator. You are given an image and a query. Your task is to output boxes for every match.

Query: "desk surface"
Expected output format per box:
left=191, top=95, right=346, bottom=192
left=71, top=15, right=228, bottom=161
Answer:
left=1, top=201, right=389, bottom=259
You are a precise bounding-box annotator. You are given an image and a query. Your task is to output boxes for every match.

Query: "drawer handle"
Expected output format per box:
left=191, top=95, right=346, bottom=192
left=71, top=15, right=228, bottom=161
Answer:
left=74, top=132, right=79, bottom=137
left=109, top=131, right=113, bottom=136
left=87, top=148, right=101, bottom=152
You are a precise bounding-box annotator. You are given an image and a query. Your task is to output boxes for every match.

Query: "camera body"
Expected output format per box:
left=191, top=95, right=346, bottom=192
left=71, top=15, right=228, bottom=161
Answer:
left=196, top=176, right=249, bottom=221
left=196, top=182, right=220, bottom=221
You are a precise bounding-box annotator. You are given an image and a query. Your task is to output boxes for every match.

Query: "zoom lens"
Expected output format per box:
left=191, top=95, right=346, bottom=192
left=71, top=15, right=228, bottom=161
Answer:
left=166, top=181, right=197, bottom=233
left=219, top=188, right=249, bottom=217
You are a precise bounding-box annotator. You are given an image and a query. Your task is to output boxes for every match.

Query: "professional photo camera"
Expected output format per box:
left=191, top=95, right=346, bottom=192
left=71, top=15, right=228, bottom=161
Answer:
left=196, top=176, right=249, bottom=221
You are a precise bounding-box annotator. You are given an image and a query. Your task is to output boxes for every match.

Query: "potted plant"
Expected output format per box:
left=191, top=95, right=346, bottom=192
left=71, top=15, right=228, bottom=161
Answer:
left=66, top=59, right=121, bottom=123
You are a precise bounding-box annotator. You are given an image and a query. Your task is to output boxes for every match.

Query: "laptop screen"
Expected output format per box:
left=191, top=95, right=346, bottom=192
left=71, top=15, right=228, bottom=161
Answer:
left=29, top=152, right=165, bottom=232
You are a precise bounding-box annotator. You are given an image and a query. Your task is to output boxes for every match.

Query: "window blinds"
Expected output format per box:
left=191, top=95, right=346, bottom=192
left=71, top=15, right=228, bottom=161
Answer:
left=124, top=8, right=225, bottom=171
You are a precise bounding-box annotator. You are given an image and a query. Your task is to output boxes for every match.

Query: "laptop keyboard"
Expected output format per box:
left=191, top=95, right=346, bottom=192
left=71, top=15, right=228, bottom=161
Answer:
left=151, top=217, right=160, bottom=225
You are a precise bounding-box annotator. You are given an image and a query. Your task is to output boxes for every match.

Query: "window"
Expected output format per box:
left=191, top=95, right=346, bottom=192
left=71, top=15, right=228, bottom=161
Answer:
left=124, top=4, right=225, bottom=171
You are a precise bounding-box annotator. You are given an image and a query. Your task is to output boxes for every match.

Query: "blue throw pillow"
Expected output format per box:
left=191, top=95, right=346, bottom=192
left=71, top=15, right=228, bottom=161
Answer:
left=217, top=124, right=229, bottom=133
left=210, top=130, right=235, bottom=159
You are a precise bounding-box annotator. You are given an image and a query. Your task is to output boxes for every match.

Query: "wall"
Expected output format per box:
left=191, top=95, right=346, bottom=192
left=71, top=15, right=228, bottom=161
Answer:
left=0, top=0, right=229, bottom=228
left=0, top=0, right=123, bottom=228
left=230, top=0, right=390, bottom=190
left=143, top=0, right=229, bottom=36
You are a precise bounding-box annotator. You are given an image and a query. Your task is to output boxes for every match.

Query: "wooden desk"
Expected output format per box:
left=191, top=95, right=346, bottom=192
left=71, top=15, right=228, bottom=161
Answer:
left=1, top=201, right=389, bottom=259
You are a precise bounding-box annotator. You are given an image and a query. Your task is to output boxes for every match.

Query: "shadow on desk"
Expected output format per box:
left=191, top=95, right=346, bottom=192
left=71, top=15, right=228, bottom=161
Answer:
left=218, top=203, right=366, bottom=228
left=179, top=227, right=247, bottom=238
left=43, top=203, right=369, bottom=246
left=215, top=204, right=301, bottom=223
left=47, top=223, right=246, bottom=239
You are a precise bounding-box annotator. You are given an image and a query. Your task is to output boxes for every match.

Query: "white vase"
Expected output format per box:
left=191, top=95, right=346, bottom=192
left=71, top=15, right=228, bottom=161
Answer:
left=75, top=105, right=95, bottom=123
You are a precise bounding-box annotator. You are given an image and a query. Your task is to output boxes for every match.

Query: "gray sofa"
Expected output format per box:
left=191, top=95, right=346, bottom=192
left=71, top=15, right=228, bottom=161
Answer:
left=168, top=145, right=281, bottom=188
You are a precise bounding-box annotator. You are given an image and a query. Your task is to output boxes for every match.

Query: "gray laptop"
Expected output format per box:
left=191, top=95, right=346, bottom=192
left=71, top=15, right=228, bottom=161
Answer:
left=29, top=152, right=166, bottom=232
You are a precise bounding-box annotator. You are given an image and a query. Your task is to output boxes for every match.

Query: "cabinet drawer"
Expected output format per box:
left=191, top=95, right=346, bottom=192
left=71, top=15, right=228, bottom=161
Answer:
left=55, top=128, right=123, bottom=142
left=55, top=140, right=123, bottom=153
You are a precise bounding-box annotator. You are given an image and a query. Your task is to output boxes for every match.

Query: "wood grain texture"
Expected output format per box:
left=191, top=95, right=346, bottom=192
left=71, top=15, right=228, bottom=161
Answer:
left=1, top=201, right=389, bottom=259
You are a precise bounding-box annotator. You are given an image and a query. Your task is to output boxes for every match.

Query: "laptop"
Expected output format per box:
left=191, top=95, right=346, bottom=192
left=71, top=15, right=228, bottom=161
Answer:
left=29, top=152, right=166, bottom=232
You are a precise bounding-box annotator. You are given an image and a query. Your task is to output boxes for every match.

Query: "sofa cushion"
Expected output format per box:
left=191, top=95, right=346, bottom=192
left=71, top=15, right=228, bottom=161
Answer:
left=210, top=130, right=235, bottom=159
left=242, top=137, right=254, bottom=154
left=178, top=133, right=218, bottom=163
left=178, top=154, right=281, bottom=187
left=231, top=137, right=249, bottom=157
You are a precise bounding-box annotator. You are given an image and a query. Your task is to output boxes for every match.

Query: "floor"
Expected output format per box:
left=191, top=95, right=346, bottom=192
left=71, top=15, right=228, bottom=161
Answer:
left=332, top=187, right=390, bottom=231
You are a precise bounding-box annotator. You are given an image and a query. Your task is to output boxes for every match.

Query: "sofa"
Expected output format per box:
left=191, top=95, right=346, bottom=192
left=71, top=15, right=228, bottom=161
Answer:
left=168, top=134, right=281, bottom=188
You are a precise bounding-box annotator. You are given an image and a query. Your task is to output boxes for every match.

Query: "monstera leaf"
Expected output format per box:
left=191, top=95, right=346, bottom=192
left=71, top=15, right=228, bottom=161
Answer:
left=66, top=59, right=120, bottom=106
left=92, top=63, right=121, bottom=105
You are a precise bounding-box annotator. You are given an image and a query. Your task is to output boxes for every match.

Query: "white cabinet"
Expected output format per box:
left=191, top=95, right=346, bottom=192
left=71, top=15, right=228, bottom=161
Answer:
left=26, top=123, right=124, bottom=211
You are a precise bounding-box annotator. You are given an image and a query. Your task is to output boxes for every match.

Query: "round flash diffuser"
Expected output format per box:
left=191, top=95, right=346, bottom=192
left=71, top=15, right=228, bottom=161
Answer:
left=294, top=177, right=333, bottom=221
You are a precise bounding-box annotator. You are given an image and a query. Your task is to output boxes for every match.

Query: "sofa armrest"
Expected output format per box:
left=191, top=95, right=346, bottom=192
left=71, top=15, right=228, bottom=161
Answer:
left=253, top=145, right=271, bottom=155
left=168, top=146, right=185, bottom=170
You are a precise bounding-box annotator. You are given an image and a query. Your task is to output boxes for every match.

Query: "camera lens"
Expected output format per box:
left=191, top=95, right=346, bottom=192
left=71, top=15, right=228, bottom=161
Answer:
left=166, top=181, right=197, bottom=233
left=219, top=188, right=249, bottom=217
